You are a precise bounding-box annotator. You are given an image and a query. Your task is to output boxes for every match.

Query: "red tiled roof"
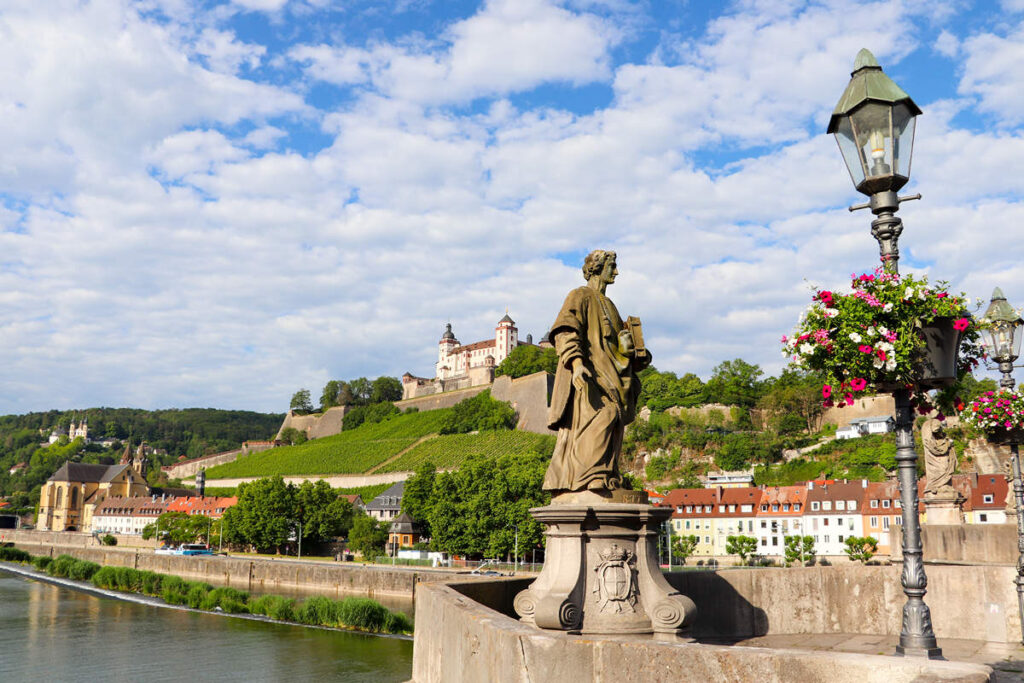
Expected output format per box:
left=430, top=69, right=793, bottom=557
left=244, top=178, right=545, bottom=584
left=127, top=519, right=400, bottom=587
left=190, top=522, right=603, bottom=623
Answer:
left=755, top=486, right=806, bottom=515
left=166, top=496, right=238, bottom=516
left=971, top=474, right=1008, bottom=510
left=455, top=339, right=497, bottom=353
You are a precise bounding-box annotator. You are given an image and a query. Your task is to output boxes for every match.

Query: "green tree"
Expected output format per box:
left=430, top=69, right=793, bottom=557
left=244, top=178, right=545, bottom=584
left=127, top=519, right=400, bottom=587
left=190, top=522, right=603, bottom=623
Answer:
left=342, top=402, right=400, bottom=431
left=638, top=367, right=706, bottom=410
left=704, top=359, right=765, bottom=408
left=427, top=451, right=549, bottom=558
left=494, top=345, right=558, bottom=379
left=142, top=511, right=212, bottom=545
left=370, top=376, right=403, bottom=403
left=401, top=461, right=437, bottom=538
left=784, top=535, right=815, bottom=567
left=295, top=480, right=355, bottom=544
left=758, top=367, right=825, bottom=434
left=349, top=514, right=389, bottom=559
left=278, top=427, right=307, bottom=446
left=320, top=380, right=342, bottom=411
left=348, top=378, right=372, bottom=405
left=670, top=534, right=699, bottom=565
left=726, top=535, right=758, bottom=565
left=439, top=390, right=516, bottom=434
left=222, top=476, right=296, bottom=553
left=290, top=389, right=313, bottom=414
left=843, top=536, right=879, bottom=564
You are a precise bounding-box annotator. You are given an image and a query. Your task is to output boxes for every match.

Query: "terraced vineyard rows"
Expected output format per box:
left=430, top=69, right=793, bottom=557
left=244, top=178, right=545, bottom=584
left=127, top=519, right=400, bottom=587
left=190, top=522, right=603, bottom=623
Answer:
left=376, top=431, right=556, bottom=473
left=205, top=410, right=452, bottom=478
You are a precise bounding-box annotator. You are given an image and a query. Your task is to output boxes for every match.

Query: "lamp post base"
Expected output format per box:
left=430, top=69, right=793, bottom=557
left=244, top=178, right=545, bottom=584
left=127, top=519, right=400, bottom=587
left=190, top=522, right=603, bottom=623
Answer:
left=895, top=643, right=944, bottom=659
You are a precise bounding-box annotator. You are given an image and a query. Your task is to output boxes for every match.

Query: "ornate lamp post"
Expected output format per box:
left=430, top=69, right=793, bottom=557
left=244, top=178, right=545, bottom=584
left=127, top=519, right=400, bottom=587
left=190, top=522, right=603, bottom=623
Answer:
left=980, top=288, right=1024, bottom=643
left=828, top=49, right=940, bottom=659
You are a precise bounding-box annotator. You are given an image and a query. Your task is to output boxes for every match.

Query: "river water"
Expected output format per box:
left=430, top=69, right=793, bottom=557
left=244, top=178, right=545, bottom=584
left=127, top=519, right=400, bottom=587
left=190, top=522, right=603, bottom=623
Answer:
left=0, top=571, right=413, bottom=682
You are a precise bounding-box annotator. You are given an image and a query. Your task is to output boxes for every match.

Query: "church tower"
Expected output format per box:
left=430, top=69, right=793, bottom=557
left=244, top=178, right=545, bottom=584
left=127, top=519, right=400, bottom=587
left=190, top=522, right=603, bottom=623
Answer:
left=437, top=323, right=459, bottom=379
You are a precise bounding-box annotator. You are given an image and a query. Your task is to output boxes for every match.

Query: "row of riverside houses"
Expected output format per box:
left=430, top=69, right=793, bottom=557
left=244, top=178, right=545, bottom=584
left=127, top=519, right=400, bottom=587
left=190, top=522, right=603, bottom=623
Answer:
left=659, top=473, right=1008, bottom=562
left=91, top=495, right=238, bottom=537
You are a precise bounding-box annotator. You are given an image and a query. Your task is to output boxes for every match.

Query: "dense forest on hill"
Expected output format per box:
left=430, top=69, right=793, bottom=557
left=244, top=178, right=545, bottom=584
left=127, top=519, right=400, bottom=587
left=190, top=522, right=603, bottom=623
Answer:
left=0, top=408, right=283, bottom=510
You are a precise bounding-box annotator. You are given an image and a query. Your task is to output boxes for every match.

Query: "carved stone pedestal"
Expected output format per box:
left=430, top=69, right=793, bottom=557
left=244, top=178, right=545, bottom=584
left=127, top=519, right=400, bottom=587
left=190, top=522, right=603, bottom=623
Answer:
left=923, top=491, right=965, bottom=525
left=513, top=501, right=697, bottom=637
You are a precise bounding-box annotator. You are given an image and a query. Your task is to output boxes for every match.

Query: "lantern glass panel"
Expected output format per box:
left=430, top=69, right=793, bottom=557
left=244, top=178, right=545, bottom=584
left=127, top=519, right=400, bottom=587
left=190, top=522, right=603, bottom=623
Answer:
left=891, top=101, right=916, bottom=179
left=987, top=321, right=1023, bottom=363
left=834, top=115, right=866, bottom=188
left=848, top=101, right=895, bottom=181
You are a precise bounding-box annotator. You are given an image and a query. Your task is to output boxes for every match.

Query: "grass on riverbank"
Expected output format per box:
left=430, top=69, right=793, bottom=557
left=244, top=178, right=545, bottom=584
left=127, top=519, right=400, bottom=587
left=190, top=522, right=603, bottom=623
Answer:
left=0, top=548, right=413, bottom=635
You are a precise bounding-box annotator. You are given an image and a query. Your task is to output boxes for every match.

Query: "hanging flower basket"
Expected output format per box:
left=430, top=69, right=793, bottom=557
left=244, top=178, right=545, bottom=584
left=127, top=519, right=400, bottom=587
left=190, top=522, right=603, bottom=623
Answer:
left=784, top=268, right=983, bottom=412
left=960, top=389, right=1024, bottom=444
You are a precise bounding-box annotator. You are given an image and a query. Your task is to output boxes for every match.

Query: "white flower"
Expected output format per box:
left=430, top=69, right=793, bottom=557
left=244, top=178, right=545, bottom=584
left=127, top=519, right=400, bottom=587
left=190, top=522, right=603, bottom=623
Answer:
left=883, top=303, right=893, bottom=312
left=849, top=332, right=862, bottom=343
left=879, top=326, right=889, bottom=336
left=885, top=358, right=897, bottom=371
left=867, top=326, right=877, bottom=337
left=823, top=307, right=839, bottom=318
left=905, top=287, right=915, bottom=299
left=873, top=356, right=884, bottom=369
left=878, top=341, right=894, bottom=353
left=799, top=343, right=814, bottom=355
left=918, top=289, right=927, bottom=300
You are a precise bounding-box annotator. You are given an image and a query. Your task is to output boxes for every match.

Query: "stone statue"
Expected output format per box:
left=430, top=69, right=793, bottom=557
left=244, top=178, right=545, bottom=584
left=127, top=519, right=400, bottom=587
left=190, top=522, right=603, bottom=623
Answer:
left=922, top=418, right=955, bottom=496
left=544, top=250, right=651, bottom=494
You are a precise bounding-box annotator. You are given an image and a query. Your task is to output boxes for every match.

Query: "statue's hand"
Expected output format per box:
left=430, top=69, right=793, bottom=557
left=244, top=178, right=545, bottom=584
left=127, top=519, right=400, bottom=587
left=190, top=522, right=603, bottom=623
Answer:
left=572, top=362, right=592, bottom=392
left=618, top=328, right=634, bottom=356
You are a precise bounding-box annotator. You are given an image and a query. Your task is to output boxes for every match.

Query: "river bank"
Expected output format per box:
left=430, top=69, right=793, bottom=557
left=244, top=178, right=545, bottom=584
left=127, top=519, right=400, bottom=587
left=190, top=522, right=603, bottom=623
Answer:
left=0, top=553, right=413, bottom=638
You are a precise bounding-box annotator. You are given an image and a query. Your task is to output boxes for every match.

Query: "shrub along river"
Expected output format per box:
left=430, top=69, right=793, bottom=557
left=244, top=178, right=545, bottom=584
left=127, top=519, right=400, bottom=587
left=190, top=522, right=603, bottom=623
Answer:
left=0, top=570, right=414, bottom=681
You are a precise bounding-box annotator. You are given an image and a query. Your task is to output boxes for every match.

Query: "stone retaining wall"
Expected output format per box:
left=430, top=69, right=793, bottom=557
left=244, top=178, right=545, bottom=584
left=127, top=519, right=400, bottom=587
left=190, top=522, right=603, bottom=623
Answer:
left=8, top=539, right=466, bottom=600
left=411, top=578, right=991, bottom=683
left=206, top=471, right=409, bottom=490
left=891, top=523, right=1018, bottom=565
left=1, top=529, right=158, bottom=549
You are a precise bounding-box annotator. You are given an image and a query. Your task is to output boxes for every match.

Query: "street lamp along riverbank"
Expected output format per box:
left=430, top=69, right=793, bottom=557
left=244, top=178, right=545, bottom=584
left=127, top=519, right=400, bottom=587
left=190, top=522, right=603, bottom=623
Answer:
left=828, top=48, right=941, bottom=659
left=979, top=288, right=1024, bottom=644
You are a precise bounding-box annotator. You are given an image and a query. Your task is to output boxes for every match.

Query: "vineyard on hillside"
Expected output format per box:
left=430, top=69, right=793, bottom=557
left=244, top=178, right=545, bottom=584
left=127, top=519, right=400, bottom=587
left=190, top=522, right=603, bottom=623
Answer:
left=204, top=409, right=452, bottom=478
left=376, top=431, right=556, bottom=473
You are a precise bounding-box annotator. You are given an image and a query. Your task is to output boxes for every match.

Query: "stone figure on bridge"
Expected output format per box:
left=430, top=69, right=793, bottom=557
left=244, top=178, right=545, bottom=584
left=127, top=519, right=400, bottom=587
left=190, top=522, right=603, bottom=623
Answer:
left=544, top=249, right=651, bottom=493
left=922, top=418, right=955, bottom=496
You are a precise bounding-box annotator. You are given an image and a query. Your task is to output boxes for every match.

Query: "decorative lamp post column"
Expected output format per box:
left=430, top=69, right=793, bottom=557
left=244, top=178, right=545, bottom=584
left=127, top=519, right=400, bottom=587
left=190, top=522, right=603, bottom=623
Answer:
left=828, top=49, right=940, bottom=659
left=980, top=288, right=1024, bottom=643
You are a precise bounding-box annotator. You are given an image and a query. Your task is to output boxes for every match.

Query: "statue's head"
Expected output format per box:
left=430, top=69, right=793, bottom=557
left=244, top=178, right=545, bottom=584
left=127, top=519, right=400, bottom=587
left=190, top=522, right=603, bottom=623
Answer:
left=582, top=249, right=617, bottom=281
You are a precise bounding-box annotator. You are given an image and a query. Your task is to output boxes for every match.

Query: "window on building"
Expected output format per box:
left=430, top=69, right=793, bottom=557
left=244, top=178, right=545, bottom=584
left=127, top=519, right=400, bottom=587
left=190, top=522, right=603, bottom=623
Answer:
left=772, top=504, right=779, bottom=512
left=848, top=500, right=857, bottom=510
left=895, top=500, right=901, bottom=508
left=836, top=500, right=846, bottom=510
left=718, top=505, right=725, bottom=513
left=871, top=500, right=878, bottom=508
left=685, top=506, right=692, bottom=513
left=823, top=518, right=829, bottom=527
left=685, top=520, right=691, bottom=529
left=882, top=518, right=890, bottom=530
left=772, top=537, right=778, bottom=546
left=794, top=503, right=801, bottom=512
left=822, top=501, right=832, bottom=511
left=783, top=504, right=790, bottom=512
left=761, top=538, right=767, bottom=546
left=882, top=500, right=890, bottom=508
left=760, top=504, right=768, bottom=512
left=979, top=514, right=988, bottom=522
left=741, top=504, right=752, bottom=513
left=761, top=520, right=767, bottom=528
left=838, top=535, right=844, bottom=544
left=983, top=494, right=994, bottom=504
left=677, top=506, right=683, bottom=513
left=704, top=536, right=710, bottom=544
left=811, top=501, right=820, bottom=511
left=704, top=505, right=712, bottom=513
left=728, top=505, right=736, bottom=513
left=824, top=535, right=829, bottom=543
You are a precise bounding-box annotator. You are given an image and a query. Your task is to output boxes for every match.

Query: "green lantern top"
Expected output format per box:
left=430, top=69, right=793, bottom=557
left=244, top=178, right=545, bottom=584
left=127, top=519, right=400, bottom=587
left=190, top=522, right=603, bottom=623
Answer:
left=827, top=49, right=921, bottom=133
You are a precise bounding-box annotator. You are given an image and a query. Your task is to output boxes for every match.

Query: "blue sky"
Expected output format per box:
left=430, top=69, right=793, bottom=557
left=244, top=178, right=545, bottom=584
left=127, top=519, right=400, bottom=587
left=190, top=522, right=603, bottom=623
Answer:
left=2, top=0, right=1024, bottom=414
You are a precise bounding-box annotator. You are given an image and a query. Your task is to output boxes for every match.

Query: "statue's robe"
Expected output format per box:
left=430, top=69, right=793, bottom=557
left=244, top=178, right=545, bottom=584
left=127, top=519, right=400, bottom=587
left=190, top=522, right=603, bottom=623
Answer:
left=544, top=286, right=650, bottom=492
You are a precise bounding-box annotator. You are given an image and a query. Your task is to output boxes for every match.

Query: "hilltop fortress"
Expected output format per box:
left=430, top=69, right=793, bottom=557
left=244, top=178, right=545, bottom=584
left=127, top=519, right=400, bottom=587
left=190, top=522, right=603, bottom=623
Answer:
left=401, top=314, right=550, bottom=400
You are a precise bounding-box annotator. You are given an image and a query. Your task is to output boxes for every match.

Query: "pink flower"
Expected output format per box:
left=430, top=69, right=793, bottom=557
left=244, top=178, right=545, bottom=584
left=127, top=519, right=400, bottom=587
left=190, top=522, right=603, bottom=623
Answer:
left=844, top=393, right=854, bottom=406
left=953, top=318, right=970, bottom=332
left=818, top=291, right=833, bottom=305
left=850, top=378, right=867, bottom=391
left=781, top=335, right=788, bottom=344
left=823, top=398, right=834, bottom=408
left=985, top=407, right=992, bottom=414
left=875, top=349, right=887, bottom=361
left=859, top=345, right=872, bottom=354
left=936, top=292, right=947, bottom=299
left=822, top=384, right=832, bottom=399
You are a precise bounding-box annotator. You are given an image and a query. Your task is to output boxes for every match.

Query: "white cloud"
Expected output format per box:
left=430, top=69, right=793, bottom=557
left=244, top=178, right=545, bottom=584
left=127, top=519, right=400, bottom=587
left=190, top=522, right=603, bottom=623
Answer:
left=194, top=27, right=266, bottom=74
left=290, top=0, right=620, bottom=103
left=934, top=29, right=959, bottom=58
left=959, top=22, right=1024, bottom=125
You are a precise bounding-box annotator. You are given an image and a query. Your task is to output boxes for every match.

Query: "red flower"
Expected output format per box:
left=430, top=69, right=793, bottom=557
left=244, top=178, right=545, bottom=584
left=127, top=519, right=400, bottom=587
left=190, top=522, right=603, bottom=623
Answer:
left=850, top=378, right=867, bottom=391
left=818, top=290, right=833, bottom=305
left=822, top=384, right=832, bottom=399
left=953, top=318, right=970, bottom=332
left=936, top=292, right=948, bottom=298
left=844, top=393, right=854, bottom=406
left=858, top=345, right=872, bottom=354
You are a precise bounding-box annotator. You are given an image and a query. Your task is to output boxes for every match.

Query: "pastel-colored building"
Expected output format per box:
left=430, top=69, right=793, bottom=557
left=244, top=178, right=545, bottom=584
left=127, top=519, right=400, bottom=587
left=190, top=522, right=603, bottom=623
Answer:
left=754, top=486, right=807, bottom=557
left=861, top=480, right=902, bottom=555
left=803, top=480, right=867, bottom=557
left=38, top=462, right=149, bottom=532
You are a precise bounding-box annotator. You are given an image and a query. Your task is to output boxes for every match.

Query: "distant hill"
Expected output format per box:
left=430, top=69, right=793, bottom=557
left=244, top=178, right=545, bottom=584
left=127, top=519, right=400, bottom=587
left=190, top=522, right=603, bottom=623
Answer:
left=205, top=408, right=555, bottom=480
left=0, top=407, right=284, bottom=507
